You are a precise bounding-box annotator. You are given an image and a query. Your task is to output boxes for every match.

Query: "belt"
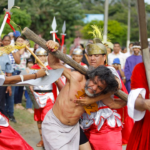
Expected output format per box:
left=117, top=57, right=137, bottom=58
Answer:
left=34, top=90, right=52, bottom=93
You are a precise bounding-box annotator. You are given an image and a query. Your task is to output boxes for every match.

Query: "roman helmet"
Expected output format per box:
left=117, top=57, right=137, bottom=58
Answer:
left=87, top=39, right=107, bottom=55
left=35, top=47, right=47, bottom=56
left=87, top=25, right=111, bottom=65
left=72, top=48, right=83, bottom=55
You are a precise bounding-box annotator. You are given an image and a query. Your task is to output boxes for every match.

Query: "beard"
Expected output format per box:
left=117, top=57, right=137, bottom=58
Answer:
left=84, top=79, right=101, bottom=97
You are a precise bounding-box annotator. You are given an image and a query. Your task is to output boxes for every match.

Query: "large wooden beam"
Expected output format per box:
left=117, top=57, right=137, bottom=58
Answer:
left=137, top=0, right=150, bottom=90
left=22, top=27, right=128, bottom=102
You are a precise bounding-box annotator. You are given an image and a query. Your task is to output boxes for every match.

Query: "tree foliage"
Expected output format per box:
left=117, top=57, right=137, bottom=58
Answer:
left=15, top=0, right=84, bottom=40
left=0, top=0, right=149, bottom=46
left=0, top=8, right=31, bottom=35
left=82, top=20, right=127, bottom=46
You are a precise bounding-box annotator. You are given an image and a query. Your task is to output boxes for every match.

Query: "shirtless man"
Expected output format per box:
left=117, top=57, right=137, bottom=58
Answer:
left=42, top=40, right=119, bottom=150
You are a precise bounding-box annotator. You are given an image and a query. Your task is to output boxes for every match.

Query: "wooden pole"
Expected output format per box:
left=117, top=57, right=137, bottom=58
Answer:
left=22, top=27, right=128, bottom=102
left=137, top=0, right=150, bottom=90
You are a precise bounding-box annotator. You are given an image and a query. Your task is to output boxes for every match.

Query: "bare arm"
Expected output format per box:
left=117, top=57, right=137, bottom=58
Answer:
left=118, top=65, right=126, bottom=84
left=47, top=40, right=72, bottom=81
left=12, top=52, right=21, bottom=64
left=134, top=94, right=150, bottom=111
left=4, top=69, right=46, bottom=84
left=55, top=78, right=65, bottom=91
left=102, top=98, right=126, bottom=109
left=74, top=92, right=113, bottom=106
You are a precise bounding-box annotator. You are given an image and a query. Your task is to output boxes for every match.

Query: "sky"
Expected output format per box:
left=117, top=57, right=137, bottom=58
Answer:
left=145, top=0, right=150, bottom=4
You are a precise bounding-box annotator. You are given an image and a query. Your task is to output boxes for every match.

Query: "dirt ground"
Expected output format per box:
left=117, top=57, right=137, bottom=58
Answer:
left=10, top=108, right=43, bottom=150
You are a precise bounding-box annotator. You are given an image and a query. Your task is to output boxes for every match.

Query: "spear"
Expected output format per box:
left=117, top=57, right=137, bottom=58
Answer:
left=137, top=0, right=150, bottom=90
left=0, top=0, right=15, bottom=36
left=61, top=21, right=66, bottom=53
left=22, top=27, right=128, bottom=102
left=50, top=17, right=58, bottom=42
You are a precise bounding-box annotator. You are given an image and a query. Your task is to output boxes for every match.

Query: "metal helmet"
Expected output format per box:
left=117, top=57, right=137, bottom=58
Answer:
left=87, top=38, right=107, bottom=55
left=72, top=48, right=83, bottom=55
left=103, top=41, right=114, bottom=50
left=35, top=47, right=47, bottom=56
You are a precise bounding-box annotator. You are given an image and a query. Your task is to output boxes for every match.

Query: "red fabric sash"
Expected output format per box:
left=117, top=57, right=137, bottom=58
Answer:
left=5, top=12, right=15, bottom=32
left=106, top=65, right=134, bottom=145
left=115, top=79, right=134, bottom=145
left=126, top=63, right=150, bottom=150
left=61, top=35, right=65, bottom=47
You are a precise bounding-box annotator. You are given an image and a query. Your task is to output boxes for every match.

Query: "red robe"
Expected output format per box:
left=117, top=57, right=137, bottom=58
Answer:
left=126, top=62, right=150, bottom=150
left=31, top=64, right=57, bottom=121
left=0, top=113, right=33, bottom=150
left=115, top=79, right=134, bottom=145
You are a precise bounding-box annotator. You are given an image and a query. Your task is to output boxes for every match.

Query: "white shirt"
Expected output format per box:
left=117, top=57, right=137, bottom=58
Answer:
left=108, top=52, right=126, bottom=69
left=0, top=75, right=8, bottom=127
left=0, top=75, right=5, bottom=85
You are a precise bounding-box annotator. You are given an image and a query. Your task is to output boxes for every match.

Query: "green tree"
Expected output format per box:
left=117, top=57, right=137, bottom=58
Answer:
left=82, top=20, right=127, bottom=46
left=15, top=0, right=84, bottom=40
left=0, top=8, right=31, bottom=35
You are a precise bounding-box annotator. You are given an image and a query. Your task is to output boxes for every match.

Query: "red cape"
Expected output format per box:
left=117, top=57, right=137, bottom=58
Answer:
left=31, top=64, right=57, bottom=100
left=115, top=79, right=134, bottom=145
left=126, top=62, right=150, bottom=150
left=0, top=125, right=33, bottom=150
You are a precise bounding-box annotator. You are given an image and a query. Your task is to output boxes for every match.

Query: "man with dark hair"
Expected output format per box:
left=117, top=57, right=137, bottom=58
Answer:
left=76, top=39, right=133, bottom=149
left=42, top=40, right=119, bottom=150
left=124, top=42, right=143, bottom=92
left=108, top=42, right=126, bottom=69
left=79, top=43, right=89, bottom=66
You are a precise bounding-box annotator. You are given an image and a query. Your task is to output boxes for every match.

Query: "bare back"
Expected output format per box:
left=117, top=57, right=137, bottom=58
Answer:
left=53, top=71, right=86, bottom=126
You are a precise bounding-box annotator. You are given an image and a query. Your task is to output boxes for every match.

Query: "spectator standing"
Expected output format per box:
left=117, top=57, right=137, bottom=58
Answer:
left=79, top=44, right=89, bottom=66
left=25, top=58, right=34, bottom=113
left=2, top=34, right=21, bottom=123
left=14, top=36, right=31, bottom=110
left=112, top=58, right=126, bottom=84
left=124, top=42, right=143, bottom=93
left=108, top=42, right=126, bottom=69
left=0, top=35, right=13, bottom=117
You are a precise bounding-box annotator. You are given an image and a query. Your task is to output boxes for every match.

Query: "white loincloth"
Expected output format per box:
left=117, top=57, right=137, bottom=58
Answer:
left=42, top=109, right=80, bottom=150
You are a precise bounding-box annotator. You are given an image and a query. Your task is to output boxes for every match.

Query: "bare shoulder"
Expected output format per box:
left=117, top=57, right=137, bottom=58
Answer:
left=70, top=71, right=84, bottom=82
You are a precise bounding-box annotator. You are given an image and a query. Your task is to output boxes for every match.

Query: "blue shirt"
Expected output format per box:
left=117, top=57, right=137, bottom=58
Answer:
left=0, top=54, right=13, bottom=73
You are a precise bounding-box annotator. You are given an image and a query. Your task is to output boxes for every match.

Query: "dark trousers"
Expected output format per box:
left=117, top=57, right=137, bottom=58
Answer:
left=14, top=86, right=24, bottom=104
left=5, top=86, right=15, bottom=116
left=0, top=86, right=7, bottom=115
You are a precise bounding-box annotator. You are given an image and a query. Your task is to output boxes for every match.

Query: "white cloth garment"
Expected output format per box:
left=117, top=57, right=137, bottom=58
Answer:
left=127, top=88, right=146, bottom=121
left=42, top=109, right=80, bottom=150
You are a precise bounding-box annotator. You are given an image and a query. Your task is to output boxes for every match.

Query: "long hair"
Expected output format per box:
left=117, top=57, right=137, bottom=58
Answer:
left=87, top=65, right=118, bottom=94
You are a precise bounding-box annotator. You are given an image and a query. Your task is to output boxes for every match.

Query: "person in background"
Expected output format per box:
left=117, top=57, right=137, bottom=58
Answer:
left=124, top=42, right=143, bottom=93
left=112, top=58, right=126, bottom=84
left=14, top=36, right=30, bottom=110
left=2, top=34, right=20, bottom=123
left=0, top=35, right=14, bottom=118
left=80, top=44, right=89, bottom=66
left=103, top=41, right=114, bottom=55
left=69, top=45, right=74, bottom=56
left=65, top=48, right=88, bottom=71
left=122, top=47, right=127, bottom=53
left=128, top=43, right=133, bottom=55
left=72, top=48, right=88, bottom=69
left=24, top=57, right=34, bottom=114
left=31, top=47, right=57, bottom=147
left=108, top=42, right=126, bottom=69
left=0, top=37, right=2, bottom=47
left=13, top=30, right=21, bottom=39
left=8, top=32, right=14, bottom=46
